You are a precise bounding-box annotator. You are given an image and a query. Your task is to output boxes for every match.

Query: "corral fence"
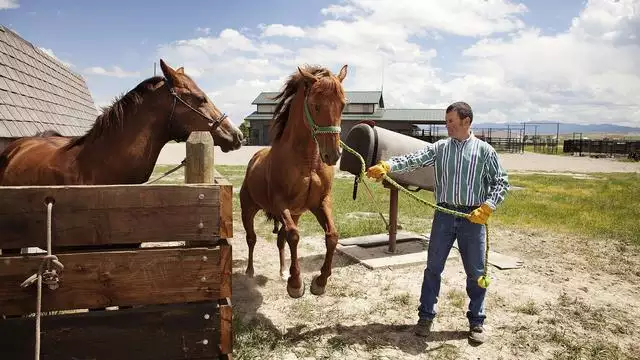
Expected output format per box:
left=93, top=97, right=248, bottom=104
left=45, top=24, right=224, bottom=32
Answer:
left=0, top=131, right=234, bottom=360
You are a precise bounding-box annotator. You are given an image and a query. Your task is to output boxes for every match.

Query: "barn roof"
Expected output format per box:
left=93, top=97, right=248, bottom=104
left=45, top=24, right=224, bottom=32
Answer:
left=245, top=108, right=445, bottom=124
left=251, top=91, right=384, bottom=106
left=0, top=25, right=96, bottom=138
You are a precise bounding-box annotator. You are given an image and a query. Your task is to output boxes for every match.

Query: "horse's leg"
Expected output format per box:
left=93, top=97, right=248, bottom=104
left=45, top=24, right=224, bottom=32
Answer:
left=277, top=215, right=299, bottom=281
left=240, top=186, right=259, bottom=277
left=281, top=209, right=304, bottom=298
left=309, top=197, right=339, bottom=296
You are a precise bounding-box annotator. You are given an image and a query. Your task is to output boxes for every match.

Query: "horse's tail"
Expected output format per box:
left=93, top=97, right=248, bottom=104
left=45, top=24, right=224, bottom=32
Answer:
left=264, top=212, right=281, bottom=234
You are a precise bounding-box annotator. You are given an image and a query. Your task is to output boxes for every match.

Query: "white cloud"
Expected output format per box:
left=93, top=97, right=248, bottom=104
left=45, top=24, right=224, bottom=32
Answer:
left=147, top=0, right=640, bottom=128
left=0, top=0, right=19, bottom=10
left=195, top=27, right=211, bottom=35
left=259, top=24, right=306, bottom=38
left=455, top=0, right=640, bottom=125
left=39, top=47, right=73, bottom=68
left=84, top=66, right=140, bottom=78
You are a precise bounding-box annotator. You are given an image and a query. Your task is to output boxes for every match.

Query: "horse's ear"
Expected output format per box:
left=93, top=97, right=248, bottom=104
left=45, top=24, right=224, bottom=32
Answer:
left=298, top=66, right=317, bottom=85
left=160, top=59, right=178, bottom=80
left=337, top=64, right=348, bottom=82
left=176, top=67, right=184, bottom=74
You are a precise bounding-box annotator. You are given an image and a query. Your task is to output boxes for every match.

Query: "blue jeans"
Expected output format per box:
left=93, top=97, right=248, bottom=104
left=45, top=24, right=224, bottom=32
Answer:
left=418, top=203, right=487, bottom=327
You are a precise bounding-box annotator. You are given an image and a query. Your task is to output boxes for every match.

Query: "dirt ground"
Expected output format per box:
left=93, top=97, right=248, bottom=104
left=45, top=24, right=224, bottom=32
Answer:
left=228, top=219, right=640, bottom=359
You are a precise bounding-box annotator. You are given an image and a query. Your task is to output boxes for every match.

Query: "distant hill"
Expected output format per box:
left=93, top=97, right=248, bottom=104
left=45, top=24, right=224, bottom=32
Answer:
left=470, top=121, right=640, bottom=135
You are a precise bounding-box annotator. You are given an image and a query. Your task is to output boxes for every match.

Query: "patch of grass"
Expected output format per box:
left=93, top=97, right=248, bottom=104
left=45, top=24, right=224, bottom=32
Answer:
left=289, top=299, right=316, bottom=323
left=496, top=172, right=640, bottom=245
left=514, top=300, right=540, bottom=315
left=389, top=292, right=414, bottom=312
left=536, top=292, right=639, bottom=360
left=427, top=343, right=461, bottom=360
left=233, top=316, right=287, bottom=359
left=446, top=289, right=466, bottom=309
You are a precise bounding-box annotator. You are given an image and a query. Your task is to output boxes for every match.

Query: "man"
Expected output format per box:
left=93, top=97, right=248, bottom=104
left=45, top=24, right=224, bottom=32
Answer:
left=366, top=101, right=509, bottom=344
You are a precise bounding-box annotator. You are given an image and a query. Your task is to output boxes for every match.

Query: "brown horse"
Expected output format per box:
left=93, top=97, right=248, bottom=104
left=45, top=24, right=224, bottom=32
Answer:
left=0, top=59, right=243, bottom=186
left=240, top=64, right=348, bottom=298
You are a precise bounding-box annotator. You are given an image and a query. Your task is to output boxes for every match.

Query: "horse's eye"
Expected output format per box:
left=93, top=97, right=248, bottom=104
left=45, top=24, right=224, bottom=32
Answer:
left=315, top=104, right=320, bottom=112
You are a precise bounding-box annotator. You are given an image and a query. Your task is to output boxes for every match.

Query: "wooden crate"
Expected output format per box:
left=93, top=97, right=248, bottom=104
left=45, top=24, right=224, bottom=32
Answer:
left=0, top=182, right=233, bottom=360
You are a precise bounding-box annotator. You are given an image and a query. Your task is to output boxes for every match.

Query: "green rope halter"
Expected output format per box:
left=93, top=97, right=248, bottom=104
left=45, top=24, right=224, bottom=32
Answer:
left=304, top=97, right=341, bottom=142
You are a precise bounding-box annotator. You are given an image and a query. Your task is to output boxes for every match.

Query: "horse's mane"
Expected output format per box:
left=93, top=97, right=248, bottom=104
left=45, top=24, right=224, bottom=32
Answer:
left=269, top=65, right=342, bottom=142
left=64, top=76, right=166, bottom=149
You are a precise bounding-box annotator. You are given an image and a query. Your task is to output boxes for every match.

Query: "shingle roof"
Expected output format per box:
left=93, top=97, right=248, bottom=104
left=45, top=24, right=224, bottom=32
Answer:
left=0, top=25, right=96, bottom=138
left=245, top=107, right=445, bottom=124
left=251, top=91, right=383, bottom=105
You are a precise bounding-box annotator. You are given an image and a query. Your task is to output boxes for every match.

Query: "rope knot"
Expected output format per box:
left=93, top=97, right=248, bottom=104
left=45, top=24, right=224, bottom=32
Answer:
left=20, top=254, right=64, bottom=290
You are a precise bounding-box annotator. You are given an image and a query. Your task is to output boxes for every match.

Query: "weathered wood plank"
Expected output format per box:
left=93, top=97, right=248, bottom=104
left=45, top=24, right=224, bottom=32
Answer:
left=0, top=301, right=222, bottom=360
left=219, top=303, right=233, bottom=356
left=219, top=242, right=232, bottom=299
left=0, top=184, right=222, bottom=249
left=0, top=247, right=227, bottom=316
left=218, top=183, right=234, bottom=239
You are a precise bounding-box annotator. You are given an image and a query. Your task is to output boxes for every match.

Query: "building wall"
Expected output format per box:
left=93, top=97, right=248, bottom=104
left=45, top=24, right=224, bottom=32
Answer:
left=247, top=119, right=421, bottom=146
left=249, top=120, right=271, bottom=145
left=340, top=120, right=416, bottom=141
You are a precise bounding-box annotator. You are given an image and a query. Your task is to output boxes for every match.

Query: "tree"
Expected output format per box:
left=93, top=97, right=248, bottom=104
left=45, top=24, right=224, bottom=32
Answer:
left=239, top=121, right=250, bottom=143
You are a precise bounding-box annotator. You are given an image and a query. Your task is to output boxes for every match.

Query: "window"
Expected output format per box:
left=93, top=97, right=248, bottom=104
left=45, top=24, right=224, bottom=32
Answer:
left=257, top=104, right=276, bottom=113
left=344, top=103, right=373, bottom=113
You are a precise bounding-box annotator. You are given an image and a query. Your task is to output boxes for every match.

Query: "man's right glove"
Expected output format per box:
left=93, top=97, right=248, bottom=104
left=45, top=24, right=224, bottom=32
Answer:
left=366, top=160, right=390, bottom=181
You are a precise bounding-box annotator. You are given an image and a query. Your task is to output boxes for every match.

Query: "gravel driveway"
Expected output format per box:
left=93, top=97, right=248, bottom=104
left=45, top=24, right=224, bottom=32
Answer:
left=157, top=144, right=640, bottom=173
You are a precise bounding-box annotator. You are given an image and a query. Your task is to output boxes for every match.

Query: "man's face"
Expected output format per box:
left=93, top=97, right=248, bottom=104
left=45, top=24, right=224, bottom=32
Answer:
left=445, top=111, right=470, bottom=139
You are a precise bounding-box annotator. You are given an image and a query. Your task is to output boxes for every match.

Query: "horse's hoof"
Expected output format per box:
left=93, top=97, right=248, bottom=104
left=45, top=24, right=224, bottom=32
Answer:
left=279, top=271, right=289, bottom=282
left=287, top=280, right=306, bottom=298
left=245, top=268, right=254, bottom=277
left=310, top=275, right=326, bottom=296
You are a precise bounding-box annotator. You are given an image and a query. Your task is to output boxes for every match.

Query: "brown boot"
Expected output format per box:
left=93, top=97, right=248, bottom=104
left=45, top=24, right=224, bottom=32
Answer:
left=468, top=324, right=487, bottom=344
left=414, top=318, right=432, bottom=337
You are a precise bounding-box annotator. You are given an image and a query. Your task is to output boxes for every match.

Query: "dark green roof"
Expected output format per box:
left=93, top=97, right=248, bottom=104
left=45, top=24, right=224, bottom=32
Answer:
left=245, top=108, right=444, bottom=124
left=251, top=91, right=383, bottom=105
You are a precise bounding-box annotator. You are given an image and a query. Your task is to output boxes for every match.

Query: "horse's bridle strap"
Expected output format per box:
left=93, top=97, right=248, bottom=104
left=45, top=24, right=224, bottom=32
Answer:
left=168, top=88, right=227, bottom=129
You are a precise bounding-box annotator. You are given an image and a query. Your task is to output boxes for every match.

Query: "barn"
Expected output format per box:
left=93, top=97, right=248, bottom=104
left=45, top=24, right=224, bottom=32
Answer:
left=244, top=90, right=446, bottom=145
left=0, top=25, right=97, bottom=153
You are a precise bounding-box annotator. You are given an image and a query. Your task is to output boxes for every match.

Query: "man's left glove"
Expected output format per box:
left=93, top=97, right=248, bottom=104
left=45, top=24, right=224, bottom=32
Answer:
left=468, top=203, right=493, bottom=224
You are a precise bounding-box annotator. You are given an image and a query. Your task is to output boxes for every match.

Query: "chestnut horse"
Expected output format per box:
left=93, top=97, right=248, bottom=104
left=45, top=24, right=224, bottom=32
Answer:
left=0, top=59, right=243, bottom=186
left=240, top=64, right=347, bottom=298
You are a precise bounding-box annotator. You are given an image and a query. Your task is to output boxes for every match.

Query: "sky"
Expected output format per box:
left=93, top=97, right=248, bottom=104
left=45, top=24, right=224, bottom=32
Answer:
left=1, top=0, right=639, bottom=127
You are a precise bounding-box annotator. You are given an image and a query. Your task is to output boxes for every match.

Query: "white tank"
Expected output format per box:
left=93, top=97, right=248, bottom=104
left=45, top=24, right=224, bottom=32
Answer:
left=340, top=123, right=436, bottom=192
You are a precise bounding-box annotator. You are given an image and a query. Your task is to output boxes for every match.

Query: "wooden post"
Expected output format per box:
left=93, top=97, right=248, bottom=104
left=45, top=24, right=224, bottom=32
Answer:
left=185, top=131, right=214, bottom=184
left=383, top=180, right=399, bottom=254
left=185, top=131, right=214, bottom=247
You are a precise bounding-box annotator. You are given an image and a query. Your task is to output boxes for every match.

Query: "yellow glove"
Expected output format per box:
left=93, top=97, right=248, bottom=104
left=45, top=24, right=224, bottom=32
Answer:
left=468, top=203, right=493, bottom=224
left=366, top=160, right=390, bottom=181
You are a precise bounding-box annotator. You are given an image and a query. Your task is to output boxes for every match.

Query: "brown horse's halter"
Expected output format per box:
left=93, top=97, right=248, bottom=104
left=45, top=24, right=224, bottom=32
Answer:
left=168, top=87, right=228, bottom=130
left=144, top=86, right=228, bottom=185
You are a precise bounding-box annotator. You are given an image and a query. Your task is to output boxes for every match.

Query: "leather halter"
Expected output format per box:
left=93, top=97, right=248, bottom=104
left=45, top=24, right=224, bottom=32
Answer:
left=168, top=87, right=227, bottom=130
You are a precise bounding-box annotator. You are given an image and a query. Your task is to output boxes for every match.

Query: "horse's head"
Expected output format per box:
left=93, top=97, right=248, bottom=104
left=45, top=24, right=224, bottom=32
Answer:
left=159, top=59, right=243, bottom=152
left=297, top=64, right=348, bottom=166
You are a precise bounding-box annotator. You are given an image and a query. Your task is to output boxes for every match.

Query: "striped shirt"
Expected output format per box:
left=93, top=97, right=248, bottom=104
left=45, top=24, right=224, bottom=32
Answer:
left=386, top=134, right=509, bottom=210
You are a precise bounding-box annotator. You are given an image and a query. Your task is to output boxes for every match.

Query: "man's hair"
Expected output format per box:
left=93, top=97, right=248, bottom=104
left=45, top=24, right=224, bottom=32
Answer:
left=446, top=101, right=473, bottom=124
